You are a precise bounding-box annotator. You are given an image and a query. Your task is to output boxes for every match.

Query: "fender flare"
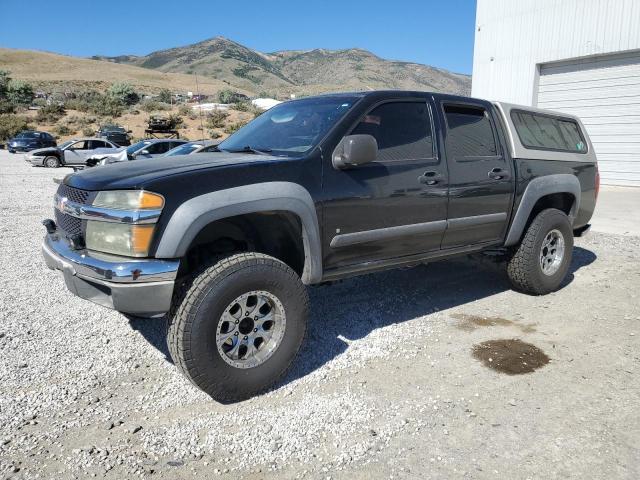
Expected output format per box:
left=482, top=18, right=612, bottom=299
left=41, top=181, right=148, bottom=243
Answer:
left=154, top=182, right=322, bottom=284
left=504, top=174, right=581, bottom=247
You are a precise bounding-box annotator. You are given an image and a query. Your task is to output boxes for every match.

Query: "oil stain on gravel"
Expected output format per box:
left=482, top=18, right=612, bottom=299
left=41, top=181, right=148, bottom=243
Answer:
left=472, top=339, right=550, bottom=374
left=452, top=313, right=536, bottom=333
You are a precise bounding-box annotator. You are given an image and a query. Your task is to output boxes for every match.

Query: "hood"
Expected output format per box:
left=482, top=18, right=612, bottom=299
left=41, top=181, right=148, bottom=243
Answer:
left=65, top=152, right=284, bottom=191
left=27, top=146, right=60, bottom=156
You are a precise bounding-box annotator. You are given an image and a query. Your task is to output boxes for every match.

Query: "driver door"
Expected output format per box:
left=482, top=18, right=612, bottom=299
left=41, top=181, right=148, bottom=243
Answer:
left=321, top=98, right=449, bottom=271
left=63, top=140, right=90, bottom=165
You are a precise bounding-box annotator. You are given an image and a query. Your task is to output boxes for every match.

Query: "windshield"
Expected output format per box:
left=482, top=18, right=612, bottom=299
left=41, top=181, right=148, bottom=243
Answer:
left=164, top=143, right=202, bottom=157
left=59, top=140, right=74, bottom=149
left=218, top=96, right=358, bottom=156
left=126, top=140, right=150, bottom=155
left=16, top=131, right=37, bottom=139
left=102, top=125, right=125, bottom=132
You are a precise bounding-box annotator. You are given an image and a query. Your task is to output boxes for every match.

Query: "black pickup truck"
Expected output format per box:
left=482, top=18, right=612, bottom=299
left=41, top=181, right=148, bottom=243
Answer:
left=42, top=91, right=598, bottom=402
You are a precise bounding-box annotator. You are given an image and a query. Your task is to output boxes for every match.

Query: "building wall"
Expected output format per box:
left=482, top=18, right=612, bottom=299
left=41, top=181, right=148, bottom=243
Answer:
left=472, top=0, right=640, bottom=104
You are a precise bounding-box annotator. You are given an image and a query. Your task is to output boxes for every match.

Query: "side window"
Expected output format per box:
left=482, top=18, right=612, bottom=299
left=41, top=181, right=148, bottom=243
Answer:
left=145, top=142, right=169, bottom=154
left=510, top=111, right=587, bottom=153
left=351, top=101, right=434, bottom=162
left=444, top=104, right=498, bottom=159
left=70, top=141, right=88, bottom=150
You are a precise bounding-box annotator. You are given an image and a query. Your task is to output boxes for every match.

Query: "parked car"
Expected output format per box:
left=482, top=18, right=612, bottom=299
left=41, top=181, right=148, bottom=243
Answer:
left=42, top=91, right=598, bottom=402
left=96, top=125, right=132, bottom=146
left=25, top=138, right=118, bottom=168
left=162, top=140, right=220, bottom=157
left=86, top=139, right=188, bottom=166
left=7, top=131, right=56, bottom=153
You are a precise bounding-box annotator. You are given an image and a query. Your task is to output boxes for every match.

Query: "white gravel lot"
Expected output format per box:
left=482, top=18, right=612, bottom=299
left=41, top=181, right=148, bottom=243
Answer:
left=0, top=149, right=639, bottom=479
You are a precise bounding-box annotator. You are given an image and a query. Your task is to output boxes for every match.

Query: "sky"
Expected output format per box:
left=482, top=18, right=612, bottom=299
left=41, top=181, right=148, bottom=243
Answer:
left=0, top=0, right=477, bottom=74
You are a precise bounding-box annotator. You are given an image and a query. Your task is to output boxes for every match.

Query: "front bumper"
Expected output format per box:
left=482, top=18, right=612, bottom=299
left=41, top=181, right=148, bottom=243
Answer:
left=42, top=233, right=179, bottom=315
left=25, top=156, right=44, bottom=165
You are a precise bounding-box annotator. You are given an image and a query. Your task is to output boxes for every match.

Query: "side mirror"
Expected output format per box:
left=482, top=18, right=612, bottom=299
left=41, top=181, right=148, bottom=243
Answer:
left=127, top=130, right=132, bottom=134
left=139, top=149, right=150, bottom=156
left=332, top=134, right=377, bottom=169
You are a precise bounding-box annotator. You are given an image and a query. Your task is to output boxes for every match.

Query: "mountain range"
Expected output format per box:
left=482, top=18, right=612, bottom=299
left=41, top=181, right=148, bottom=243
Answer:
left=92, top=36, right=471, bottom=97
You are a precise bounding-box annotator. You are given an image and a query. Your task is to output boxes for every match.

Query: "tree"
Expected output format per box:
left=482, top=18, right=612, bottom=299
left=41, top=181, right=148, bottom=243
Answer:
left=7, top=80, right=34, bottom=106
left=158, top=89, right=172, bottom=104
left=107, top=82, right=139, bottom=106
left=0, top=114, right=30, bottom=142
left=0, top=70, right=10, bottom=98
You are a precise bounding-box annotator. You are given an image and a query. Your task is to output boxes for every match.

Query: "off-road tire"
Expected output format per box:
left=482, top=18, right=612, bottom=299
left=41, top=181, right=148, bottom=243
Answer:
left=507, top=208, right=573, bottom=295
left=167, top=253, right=308, bottom=403
left=44, top=156, right=60, bottom=168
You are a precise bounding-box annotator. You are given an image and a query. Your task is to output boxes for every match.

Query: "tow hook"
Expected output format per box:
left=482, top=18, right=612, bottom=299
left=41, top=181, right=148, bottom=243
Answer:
left=42, top=219, right=57, bottom=234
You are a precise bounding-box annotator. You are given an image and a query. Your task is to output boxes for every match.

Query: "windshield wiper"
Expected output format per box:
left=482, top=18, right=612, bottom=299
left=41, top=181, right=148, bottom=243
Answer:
left=223, top=145, right=273, bottom=155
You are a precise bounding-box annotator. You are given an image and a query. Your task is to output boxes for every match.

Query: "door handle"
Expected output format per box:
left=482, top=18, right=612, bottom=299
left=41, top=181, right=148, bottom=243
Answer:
left=419, top=171, right=443, bottom=185
left=488, top=167, right=510, bottom=180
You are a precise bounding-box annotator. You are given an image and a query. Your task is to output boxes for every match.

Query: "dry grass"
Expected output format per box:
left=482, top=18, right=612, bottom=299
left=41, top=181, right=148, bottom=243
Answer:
left=0, top=48, right=254, bottom=97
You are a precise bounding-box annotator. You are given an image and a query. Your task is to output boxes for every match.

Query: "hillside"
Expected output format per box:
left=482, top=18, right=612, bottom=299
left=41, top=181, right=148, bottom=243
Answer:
left=93, top=36, right=471, bottom=96
left=0, top=48, right=253, bottom=97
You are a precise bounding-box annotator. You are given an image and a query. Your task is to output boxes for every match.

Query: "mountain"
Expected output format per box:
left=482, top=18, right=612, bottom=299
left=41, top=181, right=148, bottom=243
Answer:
left=93, top=36, right=470, bottom=97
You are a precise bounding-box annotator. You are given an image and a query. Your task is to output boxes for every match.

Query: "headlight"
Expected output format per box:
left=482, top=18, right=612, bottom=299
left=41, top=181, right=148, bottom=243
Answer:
left=93, top=190, right=164, bottom=210
left=84, top=190, right=164, bottom=257
left=86, top=222, right=155, bottom=257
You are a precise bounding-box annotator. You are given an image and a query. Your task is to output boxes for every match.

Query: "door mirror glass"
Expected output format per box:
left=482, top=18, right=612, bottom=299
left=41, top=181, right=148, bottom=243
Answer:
left=139, top=149, right=150, bottom=155
left=332, top=134, right=378, bottom=169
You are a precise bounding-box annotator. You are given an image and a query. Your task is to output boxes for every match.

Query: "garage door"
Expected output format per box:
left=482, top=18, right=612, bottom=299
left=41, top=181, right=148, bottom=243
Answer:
left=537, top=51, right=640, bottom=186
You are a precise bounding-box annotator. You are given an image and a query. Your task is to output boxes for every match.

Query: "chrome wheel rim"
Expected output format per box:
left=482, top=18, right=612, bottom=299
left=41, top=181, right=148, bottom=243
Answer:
left=45, top=157, right=57, bottom=167
left=216, top=290, right=286, bottom=369
left=540, top=229, right=565, bottom=276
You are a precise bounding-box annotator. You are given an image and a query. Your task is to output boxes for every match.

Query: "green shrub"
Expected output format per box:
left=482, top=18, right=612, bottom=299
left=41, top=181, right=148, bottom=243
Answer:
left=178, top=104, right=191, bottom=116
left=91, top=96, right=124, bottom=117
left=107, top=82, right=139, bottom=106
left=0, top=99, right=15, bottom=114
left=140, top=100, right=170, bottom=113
left=205, top=110, right=229, bottom=129
left=36, top=104, right=65, bottom=124
left=208, top=130, right=222, bottom=139
left=224, top=120, right=248, bottom=134
left=157, top=89, right=172, bottom=104
left=0, top=114, right=30, bottom=141
left=217, top=89, right=246, bottom=104
left=53, top=124, right=74, bottom=136
left=7, top=80, right=34, bottom=106
left=82, top=127, right=95, bottom=136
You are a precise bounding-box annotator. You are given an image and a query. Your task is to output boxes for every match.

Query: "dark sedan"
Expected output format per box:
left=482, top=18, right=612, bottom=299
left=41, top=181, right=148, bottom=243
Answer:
left=7, top=131, right=56, bottom=153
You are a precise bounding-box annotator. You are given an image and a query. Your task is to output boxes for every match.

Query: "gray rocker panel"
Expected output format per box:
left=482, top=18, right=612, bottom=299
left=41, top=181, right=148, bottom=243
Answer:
left=155, top=182, right=322, bottom=284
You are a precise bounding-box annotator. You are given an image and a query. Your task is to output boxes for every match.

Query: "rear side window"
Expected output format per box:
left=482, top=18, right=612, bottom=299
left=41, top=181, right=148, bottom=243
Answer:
left=351, top=101, right=434, bottom=162
left=511, top=111, right=587, bottom=153
left=444, top=104, right=498, bottom=159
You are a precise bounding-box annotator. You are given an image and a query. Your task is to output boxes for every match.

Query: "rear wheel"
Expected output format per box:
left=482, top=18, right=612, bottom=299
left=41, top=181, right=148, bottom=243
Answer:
left=167, top=253, right=308, bottom=403
left=507, top=208, right=573, bottom=295
left=43, top=156, right=60, bottom=168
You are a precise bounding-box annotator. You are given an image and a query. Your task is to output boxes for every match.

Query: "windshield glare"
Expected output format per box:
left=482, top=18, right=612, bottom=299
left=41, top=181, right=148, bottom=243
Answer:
left=16, top=132, right=37, bottom=138
left=218, top=96, right=358, bottom=155
left=165, top=144, right=201, bottom=156
left=59, top=140, right=74, bottom=149
left=126, top=141, right=150, bottom=155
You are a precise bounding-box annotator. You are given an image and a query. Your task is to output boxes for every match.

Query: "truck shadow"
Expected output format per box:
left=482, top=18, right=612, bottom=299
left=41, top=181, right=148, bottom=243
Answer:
left=127, top=246, right=596, bottom=389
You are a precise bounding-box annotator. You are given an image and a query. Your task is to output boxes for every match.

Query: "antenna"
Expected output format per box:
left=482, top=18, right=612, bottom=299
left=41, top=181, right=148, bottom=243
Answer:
left=194, top=73, right=205, bottom=141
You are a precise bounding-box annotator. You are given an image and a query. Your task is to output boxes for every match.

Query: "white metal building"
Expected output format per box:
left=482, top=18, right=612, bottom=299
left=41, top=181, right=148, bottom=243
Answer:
left=472, top=0, right=640, bottom=186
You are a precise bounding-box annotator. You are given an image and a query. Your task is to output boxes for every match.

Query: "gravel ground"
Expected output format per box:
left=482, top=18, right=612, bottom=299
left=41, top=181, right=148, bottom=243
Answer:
left=1, top=150, right=639, bottom=480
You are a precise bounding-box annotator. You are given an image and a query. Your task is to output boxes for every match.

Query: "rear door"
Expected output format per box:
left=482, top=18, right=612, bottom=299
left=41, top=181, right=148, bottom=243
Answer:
left=437, top=99, right=514, bottom=248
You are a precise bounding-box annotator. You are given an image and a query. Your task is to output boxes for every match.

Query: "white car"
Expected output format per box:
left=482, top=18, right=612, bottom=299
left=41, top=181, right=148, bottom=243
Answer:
left=86, top=139, right=188, bottom=167
left=25, top=138, right=119, bottom=168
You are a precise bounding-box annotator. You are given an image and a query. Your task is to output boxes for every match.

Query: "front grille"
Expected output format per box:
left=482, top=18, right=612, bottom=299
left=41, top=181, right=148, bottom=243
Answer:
left=55, top=209, right=82, bottom=237
left=57, top=184, right=90, bottom=205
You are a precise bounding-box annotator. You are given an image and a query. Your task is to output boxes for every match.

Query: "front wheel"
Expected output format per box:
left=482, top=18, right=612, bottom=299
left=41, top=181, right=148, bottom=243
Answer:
left=167, top=253, right=308, bottom=403
left=507, top=208, right=574, bottom=295
left=43, top=156, right=60, bottom=168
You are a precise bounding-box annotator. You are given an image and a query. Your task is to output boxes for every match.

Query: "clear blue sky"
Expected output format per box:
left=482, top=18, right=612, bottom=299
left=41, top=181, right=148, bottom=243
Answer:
left=0, top=0, right=477, bottom=74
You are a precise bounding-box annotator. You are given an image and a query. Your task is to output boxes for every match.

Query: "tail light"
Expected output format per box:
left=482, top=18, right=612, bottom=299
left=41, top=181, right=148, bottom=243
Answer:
left=595, top=165, right=600, bottom=202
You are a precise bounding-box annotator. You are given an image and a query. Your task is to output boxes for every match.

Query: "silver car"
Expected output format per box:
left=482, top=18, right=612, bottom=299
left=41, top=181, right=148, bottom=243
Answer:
left=25, top=138, right=118, bottom=168
left=88, top=139, right=188, bottom=166
left=162, top=140, right=220, bottom=157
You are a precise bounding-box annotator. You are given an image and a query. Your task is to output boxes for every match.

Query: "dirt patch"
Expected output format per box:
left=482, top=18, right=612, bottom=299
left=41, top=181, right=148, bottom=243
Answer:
left=472, top=339, right=550, bottom=374
left=452, top=313, right=536, bottom=333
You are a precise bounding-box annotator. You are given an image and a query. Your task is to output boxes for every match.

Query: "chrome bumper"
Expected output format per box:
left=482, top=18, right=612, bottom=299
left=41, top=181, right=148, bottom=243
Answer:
left=42, top=234, right=179, bottom=315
